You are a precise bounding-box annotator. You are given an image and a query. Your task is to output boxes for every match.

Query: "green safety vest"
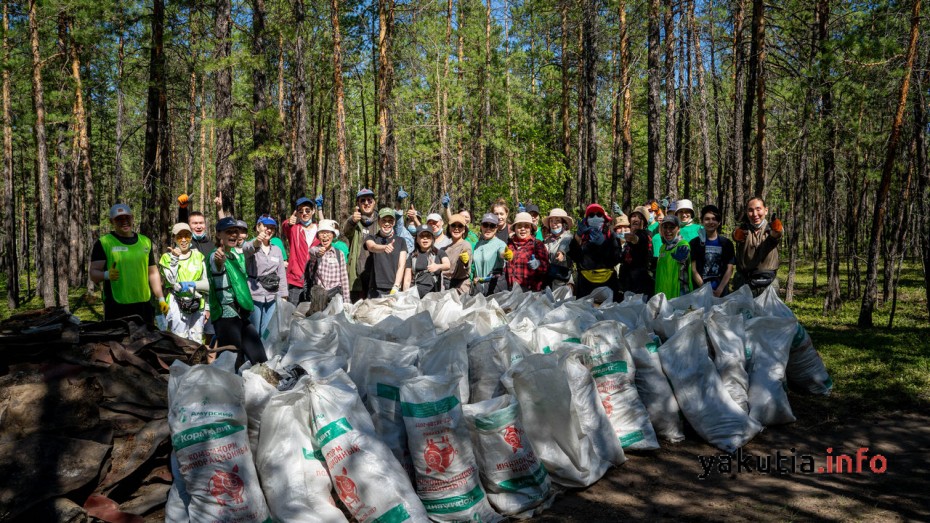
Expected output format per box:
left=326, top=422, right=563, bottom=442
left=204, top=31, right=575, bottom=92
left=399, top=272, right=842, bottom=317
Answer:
left=100, top=233, right=152, bottom=304
left=159, top=250, right=205, bottom=307
left=207, top=248, right=254, bottom=316
left=655, top=239, right=692, bottom=299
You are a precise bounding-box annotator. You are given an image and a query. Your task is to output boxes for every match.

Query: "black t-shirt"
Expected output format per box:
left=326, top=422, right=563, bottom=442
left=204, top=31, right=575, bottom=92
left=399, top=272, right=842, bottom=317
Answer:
left=364, top=233, right=408, bottom=291
left=407, top=248, right=447, bottom=297
left=91, top=233, right=157, bottom=309
left=495, top=228, right=510, bottom=243
left=689, top=235, right=735, bottom=282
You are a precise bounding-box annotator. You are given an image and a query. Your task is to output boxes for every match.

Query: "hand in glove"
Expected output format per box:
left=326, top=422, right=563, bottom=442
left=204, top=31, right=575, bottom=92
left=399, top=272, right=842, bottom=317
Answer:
left=177, top=193, right=190, bottom=208
left=397, top=186, right=409, bottom=200
left=314, top=194, right=324, bottom=209
left=159, top=298, right=170, bottom=315
left=733, top=226, right=748, bottom=243
left=671, top=244, right=690, bottom=263
left=459, top=250, right=470, bottom=264
left=611, top=202, right=623, bottom=216
left=518, top=202, right=526, bottom=213
left=441, top=193, right=451, bottom=207
left=389, top=285, right=399, bottom=295
left=501, top=248, right=514, bottom=262
left=179, top=281, right=197, bottom=293
left=770, top=217, right=784, bottom=236
left=527, top=255, right=540, bottom=270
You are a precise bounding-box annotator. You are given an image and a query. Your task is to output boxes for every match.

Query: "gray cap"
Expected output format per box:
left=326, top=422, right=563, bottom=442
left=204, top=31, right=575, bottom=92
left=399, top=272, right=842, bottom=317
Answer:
left=661, top=215, right=680, bottom=227
left=414, top=224, right=434, bottom=237
left=480, top=212, right=500, bottom=226
left=109, top=203, right=133, bottom=219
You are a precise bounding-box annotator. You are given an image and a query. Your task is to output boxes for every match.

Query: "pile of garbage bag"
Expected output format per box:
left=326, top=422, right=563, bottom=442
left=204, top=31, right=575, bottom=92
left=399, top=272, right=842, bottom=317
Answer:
left=166, top=282, right=831, bottom=522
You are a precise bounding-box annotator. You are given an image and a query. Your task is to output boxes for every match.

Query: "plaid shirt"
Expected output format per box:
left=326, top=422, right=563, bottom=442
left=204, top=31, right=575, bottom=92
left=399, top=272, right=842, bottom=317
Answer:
left=505, top=237, right=549, bottom=291
left=303, top=246, right=351, bottom=302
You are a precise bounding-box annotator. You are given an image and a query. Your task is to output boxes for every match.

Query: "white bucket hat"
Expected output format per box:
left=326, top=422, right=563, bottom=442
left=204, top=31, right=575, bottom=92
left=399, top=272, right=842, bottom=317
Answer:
left=317, top=219, right=339, bottom=238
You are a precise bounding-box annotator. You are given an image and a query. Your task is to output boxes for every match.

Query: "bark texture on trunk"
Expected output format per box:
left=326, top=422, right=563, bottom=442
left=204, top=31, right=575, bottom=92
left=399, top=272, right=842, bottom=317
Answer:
left=332, top=0, right=350, bottom=220
left=377, top=0, right=396, bottom=207
left=647, top=0, right=661, bottom=199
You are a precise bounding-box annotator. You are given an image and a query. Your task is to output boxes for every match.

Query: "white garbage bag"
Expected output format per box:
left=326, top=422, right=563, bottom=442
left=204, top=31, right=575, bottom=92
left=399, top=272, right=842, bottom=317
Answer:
left=712, top=284, right=756, bottom=319
left=462, top=395, right=554, bottom=517
left=308, top=370, right=429, bottom=522
left=705, top=311, right=750, bottom=412
left=624, top=327, right=685, bottom=442
left=581, top=321, right=660, bottom=450
left=348, top=337, right=420, bottom=402
left=168, top=362, right=271, bottom=523
left=501, top=352, right=618, bottom=488
left=754, top=286, right=833, bottom=395
left=261, top=295, right=297, bottom=359
left=285, top=317, right=340, bottom=366
left=255, top=382, right=347, bottom=522
left=745, top=316, right=797, bottom=425
left=418, top=324, right=472, bottom=405
left=533, top=316, right=593, bottom=354
left=400, top=375, right=503, bottom=522
left=659, top=319, right=763, bottom=453
left=242, top=365, right=279, bottom=454
left=367, top=364, right=420, bottom=481
left=467, top=326, right=531, bottom=403
left=668, top=283, right=714, bottom=311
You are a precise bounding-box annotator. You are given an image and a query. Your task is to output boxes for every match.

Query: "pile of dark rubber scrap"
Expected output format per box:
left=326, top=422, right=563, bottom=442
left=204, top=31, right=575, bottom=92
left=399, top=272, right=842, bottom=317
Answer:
left=0, top=308, right=209, bottom=523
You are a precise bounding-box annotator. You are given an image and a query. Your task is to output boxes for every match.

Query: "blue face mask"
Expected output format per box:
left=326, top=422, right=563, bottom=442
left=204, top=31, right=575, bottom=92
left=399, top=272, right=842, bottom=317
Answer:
left=192, top=232, right=207, bottom=241
left=300, top=219, right=313, bottom=227
left=587, top=217, right=605, bottom=230
left=407, top=224, right=417, bottom=234
left=550, top=224, right=563, bottom=235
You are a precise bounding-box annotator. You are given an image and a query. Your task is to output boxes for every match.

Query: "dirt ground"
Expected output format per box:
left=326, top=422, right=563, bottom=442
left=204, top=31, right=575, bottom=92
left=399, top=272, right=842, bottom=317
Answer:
left=535, top=395, right=930, bottom=522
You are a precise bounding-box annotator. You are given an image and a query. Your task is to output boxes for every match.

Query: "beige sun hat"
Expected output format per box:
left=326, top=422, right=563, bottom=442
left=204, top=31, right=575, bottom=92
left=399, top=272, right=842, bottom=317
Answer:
left=512, top=212, right=537, bottom=232
left=317, top=219, right=339, bottom=238
left=543, top=208, right=574, bottom=230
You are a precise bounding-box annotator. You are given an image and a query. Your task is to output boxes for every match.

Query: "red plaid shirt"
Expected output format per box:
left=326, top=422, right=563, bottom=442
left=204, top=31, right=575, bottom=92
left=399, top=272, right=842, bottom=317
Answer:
left=505, top=237, right=549, bottom=291
left=303, top=246, right=350, bottom=302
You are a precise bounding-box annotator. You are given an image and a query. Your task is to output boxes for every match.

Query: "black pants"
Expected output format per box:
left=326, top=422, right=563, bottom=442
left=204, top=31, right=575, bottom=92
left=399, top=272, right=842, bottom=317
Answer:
left=104, top=301, right=155, bottom=326
left=213, top=315, right=267, bottom=364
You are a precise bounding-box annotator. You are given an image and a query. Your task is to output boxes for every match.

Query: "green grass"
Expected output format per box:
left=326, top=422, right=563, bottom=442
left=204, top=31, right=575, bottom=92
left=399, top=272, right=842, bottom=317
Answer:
left=1, top=262, right=928, bottom=414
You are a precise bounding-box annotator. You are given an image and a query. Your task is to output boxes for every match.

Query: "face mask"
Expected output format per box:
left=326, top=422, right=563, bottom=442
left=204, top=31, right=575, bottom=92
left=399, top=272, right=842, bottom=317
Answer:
left=550, top=224, right=563, bottom=235
left=192, top=232, right=206, bottom=241
left=407, top=225, right=417, bottom=234
left=587, top=217, right=605, bottom=230
left=300, top=219, right=313, bottom=227
left=433, top=229, right=441, bottom=237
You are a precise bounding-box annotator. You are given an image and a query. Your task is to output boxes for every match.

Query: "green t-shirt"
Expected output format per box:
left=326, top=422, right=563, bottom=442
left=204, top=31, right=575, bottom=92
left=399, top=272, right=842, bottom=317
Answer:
left=471, top=237, right=507, bottom=279
left=333, top=239, right=349, bottom=263
left=679, top=223, right=703, bottom=244
left=247, top=236, right=288, bottom=261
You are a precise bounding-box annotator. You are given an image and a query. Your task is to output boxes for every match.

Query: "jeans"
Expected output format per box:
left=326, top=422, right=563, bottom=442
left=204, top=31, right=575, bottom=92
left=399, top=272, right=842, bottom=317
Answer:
left=249, top=299, right=276, bottom=343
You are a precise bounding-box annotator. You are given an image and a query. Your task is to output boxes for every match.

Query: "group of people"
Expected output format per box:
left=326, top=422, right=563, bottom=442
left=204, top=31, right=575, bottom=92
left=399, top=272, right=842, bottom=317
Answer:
left=89, top=189, right=782, bottom=364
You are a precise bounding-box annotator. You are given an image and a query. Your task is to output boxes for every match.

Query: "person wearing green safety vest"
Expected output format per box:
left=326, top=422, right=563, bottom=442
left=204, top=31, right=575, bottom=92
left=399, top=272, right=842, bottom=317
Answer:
left=159, top=222, right=209, bottom=342
left=674, top=199, right=704, bottom=244
left=207, top=217, right=267, bottom=365
left=90, top=204, right=168, bottom=325
left=655, top=215, right=694, bottom=299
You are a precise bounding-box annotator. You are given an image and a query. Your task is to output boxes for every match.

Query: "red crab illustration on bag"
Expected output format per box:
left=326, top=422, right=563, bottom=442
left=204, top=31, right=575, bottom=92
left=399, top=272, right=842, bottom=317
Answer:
left=502, top=425, right=523, bottom=453
left=208, top=464, right=245, bottom=506
left=333, top=467, right=362, bottom=508
left=424, top=436, right=457, bottom=473
left=602, top=398, right=613, bottom=416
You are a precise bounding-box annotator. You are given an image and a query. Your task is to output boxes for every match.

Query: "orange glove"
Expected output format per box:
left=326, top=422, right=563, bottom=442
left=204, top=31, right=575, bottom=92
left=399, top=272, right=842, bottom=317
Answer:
left=733, top=227, right=747, bottom=243
left=177, top=193, right=190, bottom=208
left=771, top=218, right=783, bottom=233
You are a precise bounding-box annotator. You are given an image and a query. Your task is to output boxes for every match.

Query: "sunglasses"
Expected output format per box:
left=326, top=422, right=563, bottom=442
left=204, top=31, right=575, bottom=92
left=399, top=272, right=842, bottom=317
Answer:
left=587, top=213, right=604, bottom=218
left=297, top=207, right=314, bottom=214
left=481, top=223, right=497, bottom=229
left=358, top=197, right=375, bottom=204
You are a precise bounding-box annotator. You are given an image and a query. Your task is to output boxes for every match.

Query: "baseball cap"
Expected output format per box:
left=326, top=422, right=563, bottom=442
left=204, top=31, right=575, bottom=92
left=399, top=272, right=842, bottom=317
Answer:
left=448, top=214, right=468, bottom=227
left=109, top=203, right=133, bottom=219
left=295, top=196, right=315, bottom=209
left=216, top=217, right=238, bottom=231
left=480, top=213, right=499, bottom=226
left=171, top=222, right=192, bottom=236
left=661, top=215, right=680, bottom=227
left=414, top=224, right=434, bottom=236
left=525, top=204, right=540, bottom=215
left=378, top=207, right=396, bottom=219
left=426, top=213, right=443, bottom=223
left=356, top=188, right=375, bottom=200
left=257, top=215, right=277, bottom=227
left=235, top=219, right=249, bottom=231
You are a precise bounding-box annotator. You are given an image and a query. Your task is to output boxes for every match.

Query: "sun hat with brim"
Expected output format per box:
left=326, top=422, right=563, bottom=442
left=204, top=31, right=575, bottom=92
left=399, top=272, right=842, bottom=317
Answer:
left=512, top=212, right=537, bottom=232
left=317, top=219, right=339, bottom=238
left=480, top=213, right=499, bottom=226
left=675, top=199, right=695, bottom=214
left=543, top=208, right=574, bottom=230
left=216, top=217, right=238, bottom=232
left=172, top=222, right=192, bottom=236
left=109, top=203, right=133, bottom=219
left=612, top=215, right=630, bottom=228
left=448, top=214, right=468, bottom=227
left=378, top=208, right=396, bottom=219
left=631, top=206, right=651, bottom=223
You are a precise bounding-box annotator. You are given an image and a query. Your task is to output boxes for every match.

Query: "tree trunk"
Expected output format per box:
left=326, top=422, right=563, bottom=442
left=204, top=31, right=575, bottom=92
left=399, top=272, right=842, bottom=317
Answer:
left=114, top=15, right=125, bottom=199
left=142, top=0, right=171, bottom=247
left=818, top=0, right=841, bottom=312
left=332, top=0, right=349, bottom=220
left=688, top=0, right=712, bottom=204
left=439, top=0, right=452, bottom=196
left=647, top=0, right=661, bottom=199
left=752, top=0, right=766, bottom=197
left=200, top=75, right=208, bottom=214
left=377, top=0, right=396, bottom=207
left=858, top=0, right=921, bottom=328
left=291, top=1, right=308, bottom=204
left=29, top=0, right=56, bottom=307
left=580, top=0, right=598, bottom=207
left=708, top=8, right=727, bottom=220
left=730, top=0, right=746, bottom=221
left=916, top=45, right=930, bottom=320
left=560, top=2, right=573, bottom=206
left=276, top=33, right=288, bottom=218
left=68, top=21, right=91, bottom=289
left=252, top=0, right=271, bottom=214
left=2, top=0, right=16, bottom=309
left=663, top=0, right=678, bottom=198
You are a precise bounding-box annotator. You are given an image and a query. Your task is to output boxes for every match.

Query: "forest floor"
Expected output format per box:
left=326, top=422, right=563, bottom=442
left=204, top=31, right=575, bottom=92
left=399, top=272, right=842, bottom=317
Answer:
left=2, top=262, right=928, bottom=521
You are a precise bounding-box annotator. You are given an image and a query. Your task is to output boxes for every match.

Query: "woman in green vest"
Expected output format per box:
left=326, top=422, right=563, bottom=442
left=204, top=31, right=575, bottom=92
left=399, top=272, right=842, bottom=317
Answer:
left=90, top=204, right=168, bottom=325
left=655, top=215, right=693, bottom=299
left=207, top=217, right=267, bottom=364
left=159, top=222, right=209, bottom=342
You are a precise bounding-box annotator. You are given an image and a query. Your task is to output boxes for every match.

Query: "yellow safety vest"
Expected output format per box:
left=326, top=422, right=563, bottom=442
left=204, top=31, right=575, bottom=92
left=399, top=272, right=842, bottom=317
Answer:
left=100, top=233, right=152, bottom=304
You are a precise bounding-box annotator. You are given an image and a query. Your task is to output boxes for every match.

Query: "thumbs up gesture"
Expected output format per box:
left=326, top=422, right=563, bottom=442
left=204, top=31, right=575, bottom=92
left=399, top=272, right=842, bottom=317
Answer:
left=352, top=206, right=362, bottom=223
left=213, top=244, right=227, bottom=266
left=214, top=191, right=223, bottom=208
left=108, top=262, right=120, bottom=281
left=288, top=211, right=298, bottom=226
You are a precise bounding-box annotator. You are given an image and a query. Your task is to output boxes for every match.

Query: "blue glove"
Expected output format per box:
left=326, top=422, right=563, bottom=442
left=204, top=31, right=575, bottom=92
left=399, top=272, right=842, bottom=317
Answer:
left=441, top=193, right=451, bottom=207
left=611, top=202, right=623, bottom=216
left=397, top=186, right=409, bottom=200
left=671, top=245, right=690, bottom=263
left=179, top=281, right=197, bottom=293
left=660, top=197, right=670, bottom=210
left=314, top=194, right=324, bottom=208
left=518, top=201, right=526, bottom=213
left=527, top=254, right=540, bottom=270
left=576, top=219, right=591, bottom=237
